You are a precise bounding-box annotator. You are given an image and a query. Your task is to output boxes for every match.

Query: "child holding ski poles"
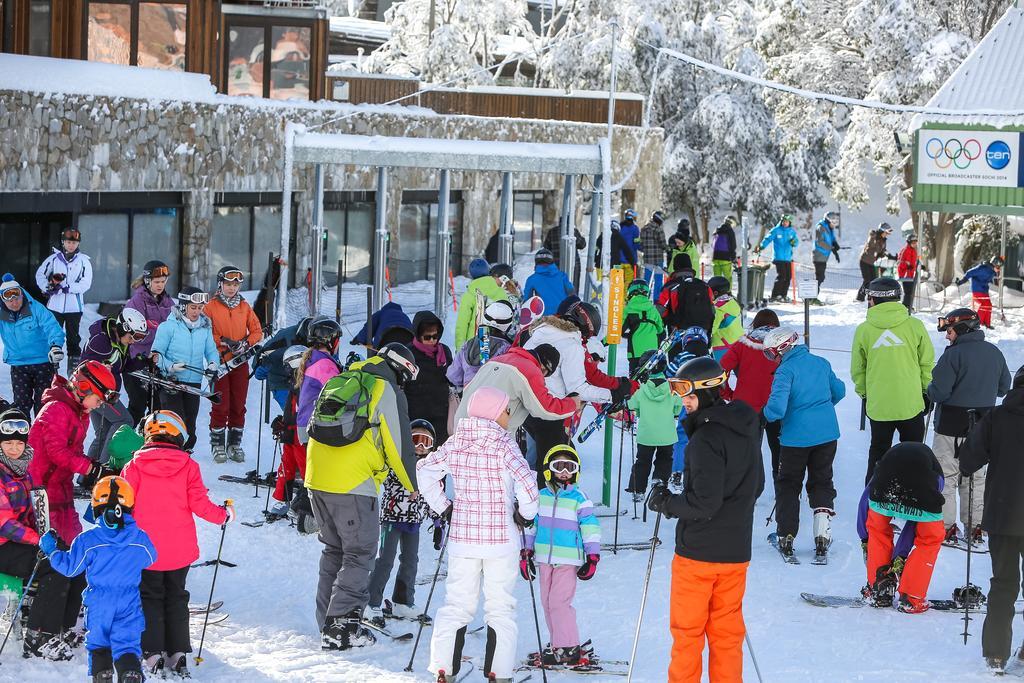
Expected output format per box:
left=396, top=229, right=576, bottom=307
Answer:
left=0, top=408, right=44, bottom=622
left=521, top=444, right=601, bottom=667
left=626, top=350, right=683, bottom=502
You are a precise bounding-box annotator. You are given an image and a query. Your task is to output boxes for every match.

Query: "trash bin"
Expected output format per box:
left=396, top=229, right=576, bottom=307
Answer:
left=740, top=264, right=770, bottom=310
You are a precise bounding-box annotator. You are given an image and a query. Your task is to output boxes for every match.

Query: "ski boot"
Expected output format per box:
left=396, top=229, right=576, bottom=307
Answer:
left=365, top=604, right=386, bottom=629
left=166, top=651, right=190, bottom=678
left=630, top=492, right=644, bottom=504
left=143, top=652, right=164, bottom=676
left=539, top=645, right=560, bottom=666
left=987, top=657, right=1008, bottom=673
left=227, top=427, right=245, bottom=463
left=62, top=626, right=86, bottom=649
left=266, top=500, right=290, bottom=519
left=897, top=593, right=930, bottom=614
left=776, top=533, right=795, bottom=558
left=669, top=472, right=683, bottom=491
left=385, top=600, right=432, bottom=624
left=321, top=609, right=376, bottom=651
left=953, top=583, right=986, bottom=610
left=210, top=428, right=227, bottom=464
left=867, top=564, right=897, bottom=608
left=114, top=653, right=144, bottom=682
left=943, top=524, right=959, bottom=545
left=23, top=628, right=73, bottom=661
left=813, top=507, right=833, bottom=558
left=556, top=645, right=582, bottom=666
left=970, top=525, right=987, bottom=547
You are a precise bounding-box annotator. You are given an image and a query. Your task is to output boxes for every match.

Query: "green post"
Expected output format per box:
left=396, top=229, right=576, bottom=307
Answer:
left=602, top=343, right=617, bottom=507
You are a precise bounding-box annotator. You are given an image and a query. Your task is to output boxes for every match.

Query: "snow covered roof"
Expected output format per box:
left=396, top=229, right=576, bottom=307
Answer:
left=911, top=3, right=1024, bottom=131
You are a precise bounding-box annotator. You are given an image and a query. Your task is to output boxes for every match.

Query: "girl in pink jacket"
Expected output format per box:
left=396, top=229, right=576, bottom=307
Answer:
left=120, top=410, right=234, bottom=678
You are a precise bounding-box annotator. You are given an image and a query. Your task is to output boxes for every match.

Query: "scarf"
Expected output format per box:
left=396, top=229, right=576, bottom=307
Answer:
left=0, top=445, right=31, bottom=478
left=412, top=338, right=447, bottom=367
left=216, top=291, right=242, bottom=309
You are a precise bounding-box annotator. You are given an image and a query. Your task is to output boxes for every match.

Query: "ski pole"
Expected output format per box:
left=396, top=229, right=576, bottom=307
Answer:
left=627, top=485, right=663, bottom=683
left=765, top=500, right=776, bottom=527
left=254, top=379, right=265, bottom=499
left=613, top=413, right=628, bottom=554
left=962, top=471, right=974, bottom=645
left=520, top=527, right=548, bottom=683
left=0, top=554, right=43, bottom=661
left=404, top=523, right=449, bottom=672
left=745, top=631, right=765, bottom=683
left=262, top=438, right=281, bottom=515
left=196, top=499, right=232, bottom=666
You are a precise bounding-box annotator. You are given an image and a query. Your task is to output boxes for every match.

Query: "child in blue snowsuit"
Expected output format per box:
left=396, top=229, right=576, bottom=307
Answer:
left=956, top=258, right=1002, bottom=328
left=39, top=475, right=156, bottom=682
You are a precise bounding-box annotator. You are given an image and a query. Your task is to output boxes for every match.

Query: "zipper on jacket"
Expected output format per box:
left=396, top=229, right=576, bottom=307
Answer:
left=546, top=488, right=558, bottom=566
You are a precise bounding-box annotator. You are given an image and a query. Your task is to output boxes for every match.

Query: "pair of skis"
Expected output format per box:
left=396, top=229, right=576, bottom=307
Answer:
left=767, top=533, right=829, bottom=565
left=126, top=370, right=221, bottom=403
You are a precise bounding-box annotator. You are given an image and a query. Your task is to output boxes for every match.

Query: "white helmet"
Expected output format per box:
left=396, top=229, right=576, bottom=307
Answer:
left=482, top=300, right=517, bottom=336
left=283, top=345, right=307, bottom=370
left=762, top=327, right=800, bottom=361
left=116, top=307, right=148, bottom=337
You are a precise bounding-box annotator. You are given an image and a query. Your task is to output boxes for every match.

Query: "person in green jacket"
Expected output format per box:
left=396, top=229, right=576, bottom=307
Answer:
left=708, top=276, right=742, bottom=360
left=454, top=262, right=512, bottom=350
left=622, top=279, right=665, bottom=374
left=851, top=277, right=935, bottom=485
left=625, top=350, right=683, bottom=501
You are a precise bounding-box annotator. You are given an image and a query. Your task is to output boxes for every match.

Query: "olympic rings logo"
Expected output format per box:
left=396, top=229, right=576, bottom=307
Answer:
left=925, top=137, right=982, bottom=170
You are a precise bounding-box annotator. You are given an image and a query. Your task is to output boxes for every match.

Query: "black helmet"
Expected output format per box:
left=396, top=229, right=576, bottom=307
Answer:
left=177, top=286, right=209, bottom=309
left=377, top=342, right=419, bottom=387
left=307, top=317, right=343, bottom=349
left=409, top=418, right=436, bottom=453
left=489, top=263, right=513, bottom=280
left=637, top=348, right=667, bottom=376
left=865, top=277, right=901, bottom=303
left=671, top=356, right=727, bottom=411
left=563, top=301, right=602, bottom=339
left=651, top=210, right=665, bottom=225
left=677, top=217, right=690, bottom=232
left=142, top=260, right=170, bottom=285
left=991, top=255, right=1005, bottom=268
left=707, top=276, right=730, bottom=297
left=294, top=316, right=315, bottom=346
left=535, top=248, right=555, bottom=265
left=217, top=265, right=244, bottom=284
left=937, top=308, right=980, bottom=335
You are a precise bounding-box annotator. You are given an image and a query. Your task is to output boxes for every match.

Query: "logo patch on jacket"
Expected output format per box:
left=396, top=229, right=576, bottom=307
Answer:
left=872, top=330, right=904, bottom=349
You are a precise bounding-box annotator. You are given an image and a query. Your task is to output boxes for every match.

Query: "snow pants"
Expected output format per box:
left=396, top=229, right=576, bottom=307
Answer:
left=88, top=399, right=132, bottom=465
left=933, top=433, right=985, bottom=530
left=368, top=524, right=419, bottom=608
left=712, top=260, right=733, bottom=288
left=775, top=441, right=837, bottom=538
left=672, top=410, right=689, bottom=474
left=973, top=292, right=993, bottom=327
left=27, top=557, right=85, bottom=634
left=813, top=260, right=827, bottom=290
left=273, top=441, right=307, bottom=503
left=123, top=373, right=155, bottom=428
left=901, top=280, right=916, bottom=311
left=856, top=261, right=877, bottom=301
left=140, top=566, right=191, bottom=655
left=866, top=414, right=925, bottom=485
left=763, top=420, right=782, bottom=486
left=865, top=509, right=943, bottom=603
left=629, top=444, right=673, bottom=494
left=10, top=362, right=54, bottom=418
left=210, top=365, right=248, bottom=430
left=84, top=586, right=145, bottom=663
left=0, top=541, right=37, bottom=580
left=158, top=383, right=200, bottom=451
left=309, top=490, right=378, bottom=628
left=669, top=554, right=748, bottom=683
left=53, top=311, right=83, bottom=358
left=983, top=534, right=1024, bottom=660
left=429, top=553, right=519, bottom=679
left=539, top=563, right=579, bottom=648
left=769, top=261, right=791, bottom=300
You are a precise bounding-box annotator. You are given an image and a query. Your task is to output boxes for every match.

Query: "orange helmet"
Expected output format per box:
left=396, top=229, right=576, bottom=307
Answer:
left=92, top=476, right=135, bottom=527
left=143, top=410, right=189, bottom=447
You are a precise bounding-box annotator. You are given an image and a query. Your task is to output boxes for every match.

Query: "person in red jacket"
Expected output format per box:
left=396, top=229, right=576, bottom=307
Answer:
left=897, top=235, right=919, bottom=311
left=120, top=410, right=234, bottom=678
left=719, top=309, right=782, bottom=481
left=0, top=409, right=42, bottom=605
left=25, top=360, right=115, bottom=659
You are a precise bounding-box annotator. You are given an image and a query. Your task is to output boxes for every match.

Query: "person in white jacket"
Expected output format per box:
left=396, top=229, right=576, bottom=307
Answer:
left=35, top=227, right=92, bottom=373
left=418, top=386, right=539, bottom=683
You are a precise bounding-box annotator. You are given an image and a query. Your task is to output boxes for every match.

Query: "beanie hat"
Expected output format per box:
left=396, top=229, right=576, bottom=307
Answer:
left=0, top=273, right=21, bottom=297
left=0, top=408, right=30, bottom=445
left=529, top=343, right=561, bottom=376
left=469, top=258, right=490, bottom=279
left=467, top=386, right=510, bottom=421
left=672, top=253, right=693, bottom=274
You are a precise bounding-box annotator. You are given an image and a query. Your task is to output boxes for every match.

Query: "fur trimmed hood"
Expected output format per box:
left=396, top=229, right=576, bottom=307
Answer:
left=529, top=315, right=579, bottom=335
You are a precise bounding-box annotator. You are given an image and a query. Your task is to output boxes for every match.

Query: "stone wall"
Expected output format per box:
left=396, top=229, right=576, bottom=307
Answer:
left=0, top=89, right=664, bottom=284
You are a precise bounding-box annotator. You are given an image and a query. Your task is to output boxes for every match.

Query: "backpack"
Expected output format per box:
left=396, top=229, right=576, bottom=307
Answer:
left=664, top=277, right=714, bottom=332
left=307, top=370, right=379, bottom=447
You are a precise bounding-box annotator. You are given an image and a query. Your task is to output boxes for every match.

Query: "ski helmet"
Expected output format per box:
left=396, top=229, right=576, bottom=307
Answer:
left=877, top=222, right=893, bottom=234
left=637, top=348, right=667, bottom=376
left=307, top=317, right=343, bottom=350
left=623, top=208, right=638, bottom=222
left=991, top=255, right=1005, bottom=268
left=115, top=307, right=148, bottom=340
left=762, top=327, right=800, bottom=362
left=143, top=409, right=189, bottom=448
left=780, top=213, right=793, bottom=224
left=542, top=443, right=580, bottom=485
left=377, top=342, right=419, bottom=387
left=535, top=248, right=555, bottom=265
left=295, top=315, right=319, bottom=346
left=681, top=326, right=709, bottom=356
left=627, top=278, right=650, bottom=299
left=906, top=234, right=918, bottom=243
left=217, top=265, right=244, bottom=284
left=0, top=408, right=30, bottom=444
left=70, top=360, right=118, bottom=403
left=670, top=356, right=727, bottom=410
left=177, top=286, right=209, bottom=310
left=937, top=308, right=980, bottom=335
left=865, top=277, right=901, bottom=303
left=562, top=301, right=602, bottom=339
left=60, top=227, right=81, bottom=242
left=707, top=276, right=730, bottom=297
left=610, top=219, right=621, bottom=232
left=651, top=210, right=665, bottom=225
left=724, top=216, right=737, bottom=227
left=91, top=475, right=135, bottom=529
left=283, top=344, right=307, bottom=370
left=142, top=260, right=170, bottom=285
left=410, top=418, right=436, bottom=454
left=482, top=300, right=517, bottom=336
left=823, top=211, right=840, bottom=225
left=677, top=217, right=690, bottom=235
left=489, top=263, right=514, bottom=280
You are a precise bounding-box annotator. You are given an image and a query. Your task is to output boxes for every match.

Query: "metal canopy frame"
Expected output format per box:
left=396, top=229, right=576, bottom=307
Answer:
left=277, top=126, right=609, bottom=328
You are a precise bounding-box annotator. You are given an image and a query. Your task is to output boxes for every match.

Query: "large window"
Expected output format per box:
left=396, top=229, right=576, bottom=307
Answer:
left=396, top=192, right=463, bottom=285
left=28, top=0, right=51, bottom=56
left=513, top=191, right=545, bottom=253
left=323, top=193, right=374, bottom=286
left=212, top=201, right=293, bottom=289
left=86, top=0, right=187, bottom=70
left=225, top=19, right=311, bottom=100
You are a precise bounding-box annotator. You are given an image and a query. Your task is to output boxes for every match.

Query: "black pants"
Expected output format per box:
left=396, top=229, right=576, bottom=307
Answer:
left=813, top=261, right=827, bottom=291
left=901, top=281, right=916, bottom=310
left=764, top=420, right=782, bottom=483
left=866, top=414, right=926, bottom=485
left=985, top=534, right=1024, bottom=660
left=124, top=373, right=157, bottom=427
left=140, top=566, right=191, bottom=655
left=524, top=415, right=569, bottom=489
left=856, top=262, right=877, bottom=301
left=52, top=311, right=83, bottom=358
left=628, top=444, right=672, bottom=494
left=27, top=558, right=85, bottom=634
left=770, top=261, right=792, bottom=300
left=159, top=385, right=200, bottom=450
left=10, top=363, right=53, bottom=418
left=0, top=541, right=38, bottom=580
left=775, top=440, right=837, bottom=538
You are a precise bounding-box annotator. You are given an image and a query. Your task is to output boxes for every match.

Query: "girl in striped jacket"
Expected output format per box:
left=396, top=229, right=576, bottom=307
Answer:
left=522, top=444, right=601, bottom=667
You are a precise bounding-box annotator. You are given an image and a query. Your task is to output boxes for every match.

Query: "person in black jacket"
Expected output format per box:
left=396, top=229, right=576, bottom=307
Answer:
left=543, top=223, right=587, bottom=288
left=594, top=220, right=637, bottom=272
left=648, top=356, right=763, bottom=683
left=960, top=366, right=1024, bottom=672
left=656, top=254, right=715, bottom=339
left=405, top=311, right=453, bottom=445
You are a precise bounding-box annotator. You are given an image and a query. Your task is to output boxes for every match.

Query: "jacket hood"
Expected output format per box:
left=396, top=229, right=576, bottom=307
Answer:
left=529, top=315, right=578, bottom=335
left=130, top=443, right=193, bottom=477
left=685, top=399, right=759, bottom=440
left=413, top=310, right=444, bottom=337
left=41, top=377, right=84, bottom=414
left=89, top=317, right=118, bottom=341
left=639, top=379, right=671, bottom=403
left=738, top=330, right=767, bottom=350
left=865, top=301, right=910, bottom=329
left=355, top=354, right=398, bottom=387
left=449, top=416, right=509, bottom=447
left=92, top=514, right=147, bottom=545
left=533, top=263, right=561, bottom=277
left=780, top=344, right=809, bottom=365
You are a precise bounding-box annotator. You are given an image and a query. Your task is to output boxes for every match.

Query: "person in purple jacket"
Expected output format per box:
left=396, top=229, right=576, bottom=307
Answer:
left=123, top=261, right=175, bottom=424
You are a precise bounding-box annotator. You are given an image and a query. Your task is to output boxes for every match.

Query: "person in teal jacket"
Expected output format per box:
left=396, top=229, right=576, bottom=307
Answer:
left=626, top=350, right=683, bottom=498
left=0, top=274, right=66, bottom=417
left=756, top=216, right=799, bottom=302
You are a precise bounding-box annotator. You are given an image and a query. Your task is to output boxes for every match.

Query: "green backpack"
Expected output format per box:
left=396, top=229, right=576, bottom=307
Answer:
left=307, top=370, right=379, bottom=447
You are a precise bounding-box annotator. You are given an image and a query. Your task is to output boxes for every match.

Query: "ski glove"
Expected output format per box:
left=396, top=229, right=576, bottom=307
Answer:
left=647, top=483, right=677, bottom=519
left=170, top=362, right=187, bottom=373
left=432, top=518, right=446, bottom=550
left=81, top=462, right=110, bottom=490
left=519, top=549, right=536, bottom=581
left=271, top=416, right=288, bottom=441
left=577, top=554, right=600, bottom=581
left=513, top=507, right=535, bottom=530
left=611, top=377, right=632, bottom=405
left=254, top=365, right=270, bottom=381
left=39, top=530, right=58, bottom=556
left=922, top=394, right=933, bottom=414
left=48, top=346, right=64, bottom=364
left=223, top=503, right=236, bottom=524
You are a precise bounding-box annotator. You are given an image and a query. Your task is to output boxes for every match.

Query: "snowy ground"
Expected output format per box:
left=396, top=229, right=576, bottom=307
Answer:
left=2, top=272, right=1023, bottom=682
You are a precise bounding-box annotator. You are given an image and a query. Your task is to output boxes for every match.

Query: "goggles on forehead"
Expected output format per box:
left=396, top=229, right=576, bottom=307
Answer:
left=0, top=419, right=30, bottom=436
left=61, top=229, right=81, bottom=241
left=146, top=265, right=170, bottom=279
left=668, top=373, right=728, bottom=397
left=221, top=270, right=245, bottom=283
left=1, top=288, right=22, bottom=301
left=412, top=431, right=434, bottom=450
left=179, top=291, right=210, bottom=305
left=548, top=459, right=579, bottom=475
left=80, top=365, right=120, bottom=403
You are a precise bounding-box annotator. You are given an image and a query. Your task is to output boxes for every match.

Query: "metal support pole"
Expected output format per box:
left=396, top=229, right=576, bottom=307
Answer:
left=999, top=215, right=1007, bottom=318
left=309, top=163, right=325, bottom=316
left=276, top=122, right=297, bottom=330
left=434, top=169, right=452, bottom=317
left=335, top=258, right=343, bottom=323
left=584, top=174, right=602, bottom=301
left=914, top=215, right=924, bottom=313
left=498, top=171, right=514, bottom=265
left=739, top=218, right=749, bottom=325
left=372, top=166, right=389, bottom=312
left=560, top=174, right=577, bottom=280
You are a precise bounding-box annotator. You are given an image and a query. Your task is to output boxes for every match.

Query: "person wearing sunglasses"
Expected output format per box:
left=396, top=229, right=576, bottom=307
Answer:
left=405, top=311, right=454, bottom=445
left=123, top=260, right=176, bottom=425
left=0, top=274, right=67, bottom=418
left=647, top=356, right=763, bottom=683
left=35, top=226, right=93, bottom=374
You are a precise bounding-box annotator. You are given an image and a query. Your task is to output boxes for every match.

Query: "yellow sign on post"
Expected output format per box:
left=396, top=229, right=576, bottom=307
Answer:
left=605, top=267, right=626, bottom=344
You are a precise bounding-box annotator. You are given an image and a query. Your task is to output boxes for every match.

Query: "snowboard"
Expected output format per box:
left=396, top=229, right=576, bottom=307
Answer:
left=767, top=533, right=800, bottom=564
left=800, top=593, right=989, bottom=613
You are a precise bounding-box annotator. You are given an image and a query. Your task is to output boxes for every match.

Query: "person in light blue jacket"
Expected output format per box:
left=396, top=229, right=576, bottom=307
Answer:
left=0, top=275, right=66, bottom=418
left=151, top=287, right=219, bottom=449
left=756, top=216, right=799, bottom=303
left=762, top=327, right=845, bottom=556
left=523, top=249, right=574, bottom=315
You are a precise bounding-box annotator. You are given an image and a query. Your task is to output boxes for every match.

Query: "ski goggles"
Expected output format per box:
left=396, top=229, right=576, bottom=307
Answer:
left=548, top=459, right=579, bottom=475
left=220, top=270, right=245, bottom=283
left=79, top=365, right=119, bottom=403
left=61, top=229, right=81, bottom=242
left=145, top=264, right=170, bottom=279
left=668, top=373, right=728, bottom=397
left=178, top=291, right=210, bottom=305
left=1, top=287, right=22, bottom=302
left=412, top=431, right=435, bottom=450
left=0, top=419, right=30, bottom=436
